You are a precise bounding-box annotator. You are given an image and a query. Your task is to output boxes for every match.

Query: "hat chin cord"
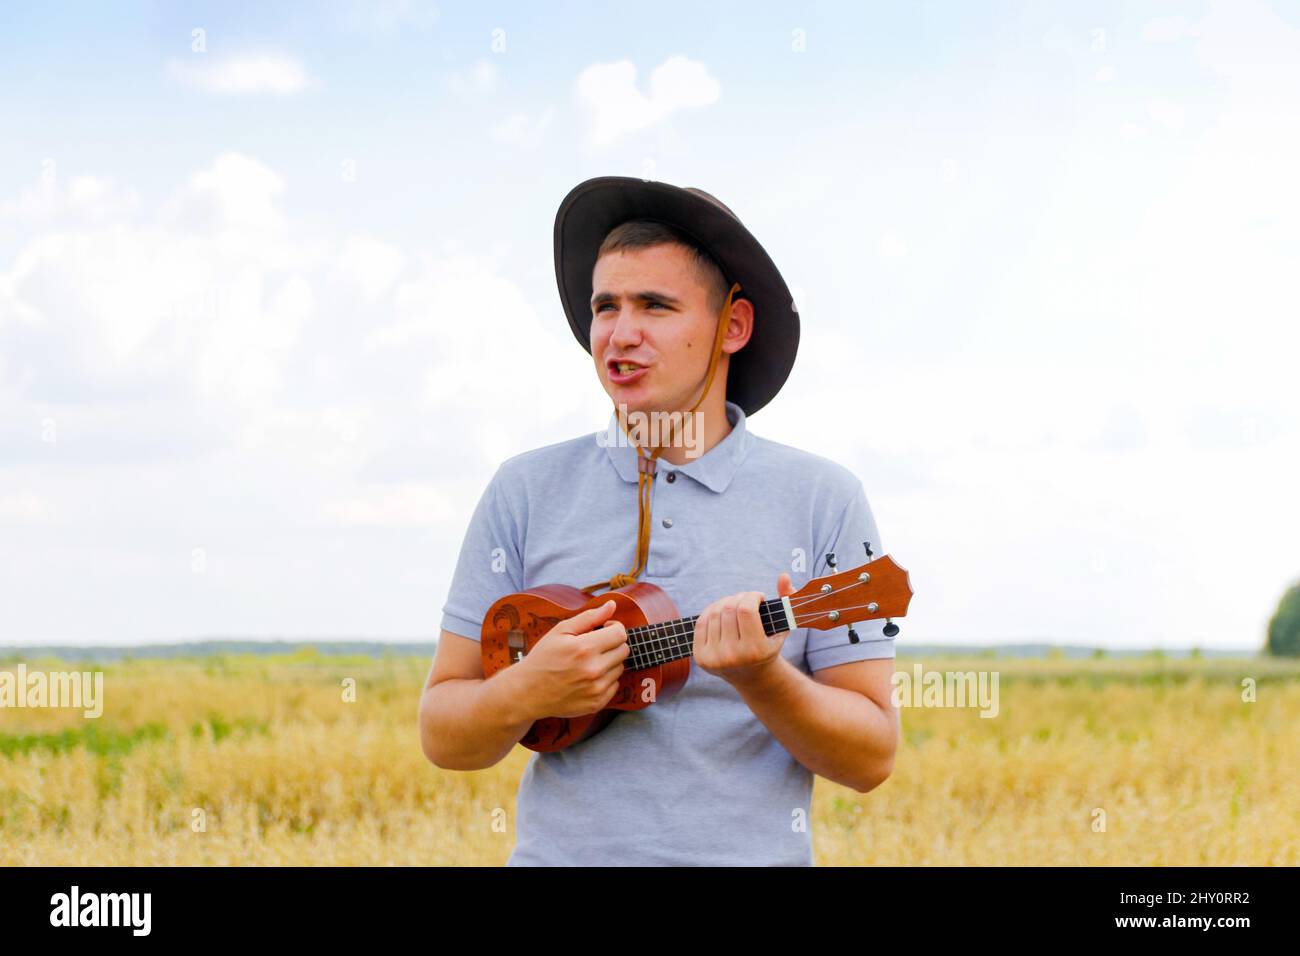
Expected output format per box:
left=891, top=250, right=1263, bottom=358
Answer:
left=581, top=281, right=742, bottom=595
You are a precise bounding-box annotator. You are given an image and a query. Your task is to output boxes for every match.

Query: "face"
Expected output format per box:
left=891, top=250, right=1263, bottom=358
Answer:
left=589, top=243, right=752, bottom=415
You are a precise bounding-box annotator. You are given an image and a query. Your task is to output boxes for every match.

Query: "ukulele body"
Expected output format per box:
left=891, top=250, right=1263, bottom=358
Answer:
left=481, top=582, right=689, bottom=752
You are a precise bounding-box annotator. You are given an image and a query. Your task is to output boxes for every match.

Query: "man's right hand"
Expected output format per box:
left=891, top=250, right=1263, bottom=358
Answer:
left=510, top=599, right=631, bottom=719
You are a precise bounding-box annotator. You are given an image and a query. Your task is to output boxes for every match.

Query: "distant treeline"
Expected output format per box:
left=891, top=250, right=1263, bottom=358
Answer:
left=0, top=639, right=1255, bottom=663
left=0, top=640, right=438, bottom=663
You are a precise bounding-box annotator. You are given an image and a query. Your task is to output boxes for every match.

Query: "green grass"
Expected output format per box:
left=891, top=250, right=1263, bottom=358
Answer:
left=0, top=721, right=170, bottom=758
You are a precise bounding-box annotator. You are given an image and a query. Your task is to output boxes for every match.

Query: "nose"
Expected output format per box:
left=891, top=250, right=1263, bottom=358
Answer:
left=607, top=306, right=643, bottom=350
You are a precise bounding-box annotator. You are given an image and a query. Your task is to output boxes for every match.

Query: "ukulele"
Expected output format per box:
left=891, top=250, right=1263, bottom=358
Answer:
left=481, top=549, right=913, bottom=752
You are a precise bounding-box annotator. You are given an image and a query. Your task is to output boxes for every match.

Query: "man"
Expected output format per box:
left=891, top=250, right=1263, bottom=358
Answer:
left=419, top=176, right=900, bottom=866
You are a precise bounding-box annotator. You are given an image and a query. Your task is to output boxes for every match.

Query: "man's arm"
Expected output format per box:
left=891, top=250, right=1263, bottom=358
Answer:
left=419, top=603, right=631, bottom=771
left=418, top=630, right=536, bottom=771
left=423, top=465, right=542, bottom=771
left=733, top=656, right=899, bottom=793
left=694, top=577, right=899, bottom=793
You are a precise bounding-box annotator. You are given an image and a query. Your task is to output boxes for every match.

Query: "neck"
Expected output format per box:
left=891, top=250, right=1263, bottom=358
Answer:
left=624, top=376, right=732, bottom=467
left=624, top=596, right=791, bottom=670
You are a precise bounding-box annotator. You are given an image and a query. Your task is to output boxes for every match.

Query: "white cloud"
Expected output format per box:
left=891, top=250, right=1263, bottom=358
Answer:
left=0, top=150, right=591, bottom=583
left=162, top=151, right=287, bottom=232
left=193, top=270, right=311, bottom=409
left=336, top=235, right=407, bottom=301
left=448, top=59, right=498, bottom=96
left=167, top=54, right=310, bottom=95
left=576, top=55, right=721, bottom=147
left=0, top=154, right=342, bottom=419
left=363, top=250, right=585, bottom=419
left=0, top=173, right=139, bottom=224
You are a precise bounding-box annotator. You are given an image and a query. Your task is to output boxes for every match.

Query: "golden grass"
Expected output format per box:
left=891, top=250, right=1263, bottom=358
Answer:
left=2, top=651, right=1297, bottom=865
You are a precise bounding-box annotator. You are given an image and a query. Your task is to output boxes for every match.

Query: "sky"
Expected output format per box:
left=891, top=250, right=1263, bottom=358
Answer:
left=0, top=0, right=1297, bottom=650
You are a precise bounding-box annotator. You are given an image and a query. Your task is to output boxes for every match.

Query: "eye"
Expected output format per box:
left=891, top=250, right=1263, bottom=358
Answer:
left=594, top=301, right=666, bottom=313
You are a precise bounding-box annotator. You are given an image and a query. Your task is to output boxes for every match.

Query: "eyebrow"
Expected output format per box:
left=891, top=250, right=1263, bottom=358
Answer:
left=590, top=290, right=684, bottom=309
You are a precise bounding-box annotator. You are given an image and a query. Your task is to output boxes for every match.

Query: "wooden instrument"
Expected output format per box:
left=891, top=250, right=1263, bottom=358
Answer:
left=481, top=551, right=913, bottom=752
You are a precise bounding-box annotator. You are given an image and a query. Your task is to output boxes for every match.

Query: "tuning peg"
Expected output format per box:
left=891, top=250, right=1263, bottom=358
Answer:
left=825, top=552, right=837, bottom=572
left=883, top=618, right=899, bottom=637
left=862, top=541, right=874, bottom=559
left=847, top=625, right=860, bottom=645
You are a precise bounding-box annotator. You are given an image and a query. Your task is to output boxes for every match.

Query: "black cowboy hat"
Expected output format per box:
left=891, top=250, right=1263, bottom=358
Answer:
left=553, top=176, right=799, bottom=417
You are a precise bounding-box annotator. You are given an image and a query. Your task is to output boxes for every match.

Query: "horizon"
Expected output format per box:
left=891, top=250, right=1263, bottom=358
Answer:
left=0, top=636, right=1268, bottom=658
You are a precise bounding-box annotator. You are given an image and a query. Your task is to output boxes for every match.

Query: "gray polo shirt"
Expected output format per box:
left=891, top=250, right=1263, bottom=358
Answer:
left=438, top=399, right=895, bottom=865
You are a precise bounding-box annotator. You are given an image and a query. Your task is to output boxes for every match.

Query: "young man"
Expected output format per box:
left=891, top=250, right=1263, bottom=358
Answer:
left=419, top=176, right=899, bottom=866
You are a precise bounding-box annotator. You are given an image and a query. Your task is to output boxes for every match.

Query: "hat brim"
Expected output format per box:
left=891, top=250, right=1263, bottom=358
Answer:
left=554, top=176, right=799, bottom=417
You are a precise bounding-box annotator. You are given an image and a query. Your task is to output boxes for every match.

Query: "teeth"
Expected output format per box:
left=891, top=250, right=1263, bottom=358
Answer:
left=616, top=363, right=639, bottom=373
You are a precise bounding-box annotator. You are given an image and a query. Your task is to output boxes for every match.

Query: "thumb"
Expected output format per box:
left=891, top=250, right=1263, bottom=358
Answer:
left=776, top=572, right=795, bottom=598
left=559, top=598, right=617, bottom=633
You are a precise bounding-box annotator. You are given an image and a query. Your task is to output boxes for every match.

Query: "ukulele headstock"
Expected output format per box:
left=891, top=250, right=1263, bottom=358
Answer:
left=787, top=554, right=913, bottom=632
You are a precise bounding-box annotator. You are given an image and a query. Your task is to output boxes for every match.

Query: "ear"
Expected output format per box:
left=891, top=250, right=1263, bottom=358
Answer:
left=721, top=296, right=755, bottom=355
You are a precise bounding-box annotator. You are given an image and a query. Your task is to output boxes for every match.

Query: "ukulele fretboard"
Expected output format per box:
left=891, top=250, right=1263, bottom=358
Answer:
left=624, top=598, right=791, bottom=671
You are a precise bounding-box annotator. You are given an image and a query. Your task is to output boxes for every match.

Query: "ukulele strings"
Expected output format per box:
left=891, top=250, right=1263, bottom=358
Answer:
left=624, top=576, right=877, bottom=667
left=784, top=576, right=873, bottom=610
left=624, top=574, right=871, bottom=645
left=793, top=599, right=894, bottom=625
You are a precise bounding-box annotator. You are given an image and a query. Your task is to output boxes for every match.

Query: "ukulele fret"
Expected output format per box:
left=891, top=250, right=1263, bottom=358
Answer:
left=624, top=598, right=790, bottom=671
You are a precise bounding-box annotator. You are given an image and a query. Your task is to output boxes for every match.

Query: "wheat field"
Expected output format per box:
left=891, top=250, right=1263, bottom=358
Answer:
left=2, top=651, right=1297, bottom=865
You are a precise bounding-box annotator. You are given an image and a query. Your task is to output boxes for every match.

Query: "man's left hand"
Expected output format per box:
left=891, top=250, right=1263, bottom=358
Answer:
left=694, top=572, right=797, bottom=688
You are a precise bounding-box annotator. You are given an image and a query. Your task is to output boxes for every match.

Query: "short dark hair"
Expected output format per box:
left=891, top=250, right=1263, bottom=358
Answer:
left=596, top=219, right=730, bottom=316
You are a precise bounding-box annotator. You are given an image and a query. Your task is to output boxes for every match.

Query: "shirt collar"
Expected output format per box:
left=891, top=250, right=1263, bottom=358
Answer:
left=601, top=400, right=753, bottom=493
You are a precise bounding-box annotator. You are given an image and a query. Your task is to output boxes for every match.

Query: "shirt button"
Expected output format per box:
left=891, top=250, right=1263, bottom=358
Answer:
left=666, top=472, right=676, bottom=483
left=662, top=517, right=674, bottom=528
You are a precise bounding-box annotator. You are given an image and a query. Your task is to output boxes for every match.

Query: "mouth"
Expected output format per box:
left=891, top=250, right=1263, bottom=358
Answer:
left=607, top=359, right=650, bottom=384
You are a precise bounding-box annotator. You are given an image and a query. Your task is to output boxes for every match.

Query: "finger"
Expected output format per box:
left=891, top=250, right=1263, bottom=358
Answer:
left=706, top=602, right=722, bottom=650
left=694, top=604, right=713, bottom=653
left=601, top=680, right=622, bottom=706
left=740, top=591, right=764, bottom=633
left=722, top=596, right=740, bottom=642
left=776, top=572, right=794, bottom=598
left=560, top=599, right=618, bottom=635
left=601, top=672, right=625, bottom=704
left=594, top=638, right=631, bottom=671
left=588, top=618, right=631, bottom=651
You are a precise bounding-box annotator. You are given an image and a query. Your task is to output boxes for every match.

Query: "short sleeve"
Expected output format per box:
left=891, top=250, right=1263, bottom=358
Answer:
left=438, top=467, right=525, bottom=642
left=803, top=480, right=897, bottom=671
